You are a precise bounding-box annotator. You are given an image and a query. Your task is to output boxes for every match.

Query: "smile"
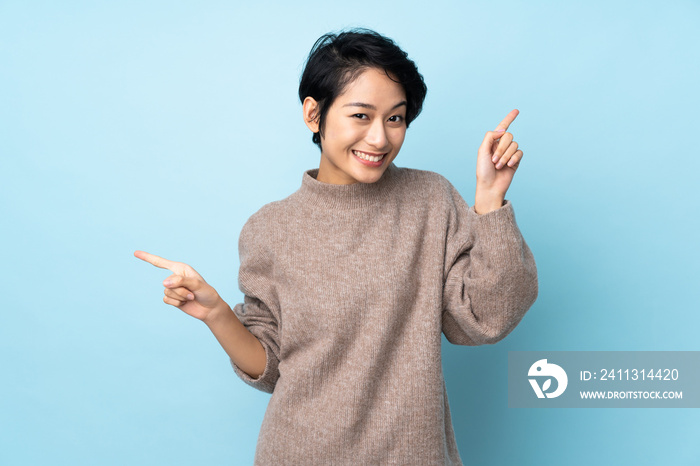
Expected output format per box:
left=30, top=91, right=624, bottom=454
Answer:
left=352, top=150, right=386, bottom=162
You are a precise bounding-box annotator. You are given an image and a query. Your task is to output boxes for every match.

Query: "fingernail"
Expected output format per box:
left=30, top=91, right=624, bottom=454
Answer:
left=492, top=155, right=499, bottom=163
left=163, top=280, right=172, bottom=286
left=187, top=293, right=194, bottom=300
left=495, top=129, right=505, bottom=132
left=496, top=162, right=503, bottom=169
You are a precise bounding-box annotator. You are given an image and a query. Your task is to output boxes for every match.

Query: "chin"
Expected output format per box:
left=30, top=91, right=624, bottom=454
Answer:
left=354, top=167, right=387, bottom=184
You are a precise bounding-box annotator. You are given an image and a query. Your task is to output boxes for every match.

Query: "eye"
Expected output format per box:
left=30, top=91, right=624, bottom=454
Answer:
left=388, top=115, right=405, bottom=123
left=352, top=113, right=368, bottom=119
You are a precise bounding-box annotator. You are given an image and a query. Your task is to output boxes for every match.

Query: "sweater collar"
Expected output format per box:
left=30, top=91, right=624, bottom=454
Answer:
left=295, top=162, right=400, bottom=210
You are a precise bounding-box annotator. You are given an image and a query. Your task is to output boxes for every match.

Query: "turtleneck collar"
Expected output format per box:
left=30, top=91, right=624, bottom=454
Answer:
left=294, top=162, right=401, bottom=210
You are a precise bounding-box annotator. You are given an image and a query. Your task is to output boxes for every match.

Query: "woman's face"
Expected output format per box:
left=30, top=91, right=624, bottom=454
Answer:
left=306, top=67, right=408, bottom=185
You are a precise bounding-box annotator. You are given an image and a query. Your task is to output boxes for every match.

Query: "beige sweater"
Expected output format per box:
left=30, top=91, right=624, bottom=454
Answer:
left=230, top=162, right=538, bottom=465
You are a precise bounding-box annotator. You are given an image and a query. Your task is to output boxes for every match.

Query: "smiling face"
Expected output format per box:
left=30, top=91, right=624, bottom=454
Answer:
left=303, top=67, right=408, bottom=185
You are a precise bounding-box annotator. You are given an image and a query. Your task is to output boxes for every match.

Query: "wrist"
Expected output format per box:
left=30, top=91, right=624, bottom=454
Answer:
left=474, top=189, right=505, bottom=215
left=203, top=299, right=234, bottom=328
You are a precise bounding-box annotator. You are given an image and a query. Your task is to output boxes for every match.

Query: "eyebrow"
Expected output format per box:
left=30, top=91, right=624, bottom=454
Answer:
left=342, top=101, right=407, bottom=111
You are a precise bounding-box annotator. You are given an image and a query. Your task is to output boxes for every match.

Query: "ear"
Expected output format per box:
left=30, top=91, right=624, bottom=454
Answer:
left=302, top=96, right=320, bottom=133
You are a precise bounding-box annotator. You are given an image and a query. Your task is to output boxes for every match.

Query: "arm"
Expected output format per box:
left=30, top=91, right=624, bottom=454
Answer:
left=133, top=243, right=281, bottom=393
left=225, top=210, right=282, bottom=393
left=225, top=295, right=281, bottom=394
left=203, top=300, right=267, bottom=379
left=440, top=109, right=537, bottom=344
left=441, top=184, right=538, bottom=345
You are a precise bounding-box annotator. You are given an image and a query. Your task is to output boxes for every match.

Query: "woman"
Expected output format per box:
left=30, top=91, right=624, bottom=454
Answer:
left=135, top=28, right=537, bottom=465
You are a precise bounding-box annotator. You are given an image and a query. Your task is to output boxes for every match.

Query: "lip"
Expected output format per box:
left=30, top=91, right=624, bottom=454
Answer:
left=352, top=150, right=387, bottom=167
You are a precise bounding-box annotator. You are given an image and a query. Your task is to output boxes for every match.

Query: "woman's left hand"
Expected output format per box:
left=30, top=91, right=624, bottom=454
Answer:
left=474, top=109, right=523, bottom=214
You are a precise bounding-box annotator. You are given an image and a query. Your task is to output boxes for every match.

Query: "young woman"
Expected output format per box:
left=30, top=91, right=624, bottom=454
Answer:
left=135, top=28, right=537, bottom=465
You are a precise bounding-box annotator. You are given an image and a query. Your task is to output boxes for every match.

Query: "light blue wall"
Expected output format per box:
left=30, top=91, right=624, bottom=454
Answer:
left=2, top=1, right=699, bottom=464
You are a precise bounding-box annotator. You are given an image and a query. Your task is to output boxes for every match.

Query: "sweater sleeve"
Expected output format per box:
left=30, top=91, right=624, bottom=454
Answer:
left=229, top=212, right=281, bottom=394
left=441, top=179, right=538, bottom=346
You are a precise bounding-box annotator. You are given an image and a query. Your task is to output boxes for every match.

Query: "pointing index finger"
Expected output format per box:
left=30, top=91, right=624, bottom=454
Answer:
left=134, top=250, right=176, bottom=270
left=495, top=109, right=519, bottom=131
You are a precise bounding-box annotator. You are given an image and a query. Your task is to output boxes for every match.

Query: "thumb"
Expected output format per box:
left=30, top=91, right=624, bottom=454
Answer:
left=163, top=274, right=204, bottom=292
left=478, top=129, right=506, bottom=154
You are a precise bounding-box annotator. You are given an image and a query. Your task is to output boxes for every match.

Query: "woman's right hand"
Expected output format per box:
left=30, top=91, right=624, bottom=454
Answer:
left=134, top=250, right=225, bottom=323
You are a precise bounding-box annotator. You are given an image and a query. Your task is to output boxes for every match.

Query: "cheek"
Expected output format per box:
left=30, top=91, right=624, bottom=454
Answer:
left=324, top=119, right=349, bottom=142
left=332, top=124, right=363, bottom=145
left=391, top=129, right=407, bottom=147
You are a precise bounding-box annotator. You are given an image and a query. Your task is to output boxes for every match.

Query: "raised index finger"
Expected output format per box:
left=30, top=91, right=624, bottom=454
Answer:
left=495, top=109, right=519, bottom=131
left=134, top=250, right=176, bottom=270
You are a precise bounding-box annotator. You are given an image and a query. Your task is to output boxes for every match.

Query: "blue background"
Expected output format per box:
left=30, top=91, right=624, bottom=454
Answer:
left=2, top=1, right=699, bottom=464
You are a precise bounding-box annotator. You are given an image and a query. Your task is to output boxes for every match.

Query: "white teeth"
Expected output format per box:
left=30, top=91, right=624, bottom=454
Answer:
left=353, top=150, right=385, bottom=162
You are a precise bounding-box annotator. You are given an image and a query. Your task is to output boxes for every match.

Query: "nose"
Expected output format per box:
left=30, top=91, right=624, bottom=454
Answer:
left=364, top=119, right=389, bottom=150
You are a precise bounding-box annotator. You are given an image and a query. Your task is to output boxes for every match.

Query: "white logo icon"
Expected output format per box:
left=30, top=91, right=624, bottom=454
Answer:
left=528, top=359, right=568, bottom=398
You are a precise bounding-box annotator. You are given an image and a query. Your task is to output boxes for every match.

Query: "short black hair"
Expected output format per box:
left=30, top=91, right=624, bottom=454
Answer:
left=298, top=28, right=428, bottom=152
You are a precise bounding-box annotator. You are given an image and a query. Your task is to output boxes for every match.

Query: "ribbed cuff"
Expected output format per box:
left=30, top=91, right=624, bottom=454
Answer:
left=230, top=341, right=277, bottom=394
left=466, top=200, right=524, bottom=261
left=469, top=199, right=516, bottom=230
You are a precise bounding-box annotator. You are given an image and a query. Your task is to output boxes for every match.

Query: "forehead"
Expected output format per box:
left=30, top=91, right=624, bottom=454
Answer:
left=336, top=67, right=406, bottom=103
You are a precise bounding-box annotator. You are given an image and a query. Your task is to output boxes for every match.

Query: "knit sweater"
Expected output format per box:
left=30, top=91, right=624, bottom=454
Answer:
left=230, top=162, right=538, bottom=465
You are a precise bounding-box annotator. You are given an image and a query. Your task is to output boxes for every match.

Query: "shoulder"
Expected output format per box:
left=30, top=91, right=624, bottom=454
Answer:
left=392, top=166, right=471, bottom=225
left=238, top=199, right=289, bottom=255
left=241, top=201, right=281, bottom=233
left=392, top=165, right=461, bottom=201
